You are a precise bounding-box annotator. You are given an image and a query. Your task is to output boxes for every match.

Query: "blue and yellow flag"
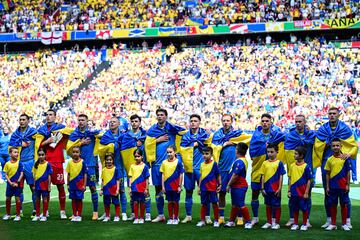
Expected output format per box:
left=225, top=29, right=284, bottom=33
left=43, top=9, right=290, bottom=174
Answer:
left=159, top=27, right=175, bottom=37
left=179, top=128, right=210, bottom=173
left=9, top=126, right=37, bottom=160
left=144, top=122, right=185, bottom=166
left=211, top=128, right=251, bottom=163
left=120, top=128, right=147, bottom=175
left=98, top=128, right=122, bottom=167
left=313, top=120, right=358, bottom=168
left=284, top=127, right=316, bottom=168
left=185, top=17, right=204, bottom=26
left=249, top=125, right=285, bottom=183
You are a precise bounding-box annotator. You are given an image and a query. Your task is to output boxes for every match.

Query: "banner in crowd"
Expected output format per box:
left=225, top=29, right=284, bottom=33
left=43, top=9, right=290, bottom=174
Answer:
left=0, top=18, right=359, bottom=43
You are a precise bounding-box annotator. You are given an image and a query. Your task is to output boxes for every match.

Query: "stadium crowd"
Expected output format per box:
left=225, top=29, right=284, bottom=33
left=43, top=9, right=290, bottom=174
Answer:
left=0, top=0, right=359, bottom=33
left=0, top=50, right=100, bottom=132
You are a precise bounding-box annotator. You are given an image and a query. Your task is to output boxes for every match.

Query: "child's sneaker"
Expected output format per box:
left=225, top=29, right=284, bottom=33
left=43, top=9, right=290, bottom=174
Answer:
left=271, top=223, right=280, bottom=230
left=152, top=215, right=166, bottom=223
left=133, top=219, right=139, bottom=224
left=102, top=217, right=110, bottom=222
left=13, top=215, right=21, bottom=221
left=3, top=214, right=11, bottom=221
left=71, top=216, right=78, bottom=222
left=325, top=225, right=337, bottom=231
left=145, top=213, right=151, bottom=222
left=286, top=218, right=294, bottom=227
left=346, top=218, right=352, bottom=229
left=167, top=219, right=174, bottom=225
left=139, top=218, right=144, bottom=224
left=76, top=216, right=82, bottom=222
left=341, top=225, right=351, bottom=231
left=172, top=219, right=179, bottom=225
left=244, top=223, right=253, bottom=229
left=237, top=217, right=244, bottom=226
left=196, top=221, right=205, bottom=227
left=224, top=221, right=235, bottom=228
left=261, top=223, right=272, bottom=229
left=251, top=217, right=259, bottom=226
left=300, top=225, right=308, bottom=231
left=290, top=224, right=299, bottom=231
left=181, top=215, right=192, bottom=223
left=113, top=216, right=120, bottom=222
left=205, top=216, right=212, bottom=224
left=218, top=216, right=225, bottom=225
left=40, top=216, right=47, bottom=222
left=32, top=216, right=40, bottom=222
left=122, top=213, right=128, bottom=221
left=213, top=221, right=220, bottom=228
left=60, top=211, right=67, bottom=220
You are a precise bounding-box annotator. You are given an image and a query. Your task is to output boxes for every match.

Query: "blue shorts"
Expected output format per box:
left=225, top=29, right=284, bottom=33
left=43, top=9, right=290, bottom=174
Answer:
left=132, top=192, right=146, bottom=203
left=251, top=182, right=261, bottom=191
left=264, top=192, right=281, bottom=207
left=165, top=191, right=180, bottom=202
left=329, top=189, right=350, bottom=206
left=184, top=169, right=201, bottom=191
left=231, top=188, right=247, bottom=208
left=200, top=191, right=218, bottom=205
left=151, top=165, right=162, bottom=186
left=290, top=196, right=309, bottom=212
left=86, top=166, right=97, bottom=187
left=22, top=160, right=35, bottom=185
left=69, top=190, right=84, bottom=200
left=6, top=185, right=22, bottom=197
left=220, top=171, right=229, bottom=192
left=35, top=190, right=49, bottom=198
left=104, top=195, right=119, bottom=206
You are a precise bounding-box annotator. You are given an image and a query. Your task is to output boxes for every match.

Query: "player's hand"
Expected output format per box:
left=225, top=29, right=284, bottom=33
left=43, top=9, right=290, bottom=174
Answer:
left=223, top=141, right=234, bottom=147
left=340, top=153, right=350, bottom=160
left=177, top=186, right=182, bottom=193
left=303, top=192, right=309, bottom=199
left=161, top=187, right=165, bottom=193
left=22, top=141, right=30, bottom=147
left=99, top=190, right=103, bottom=196
left=226, top=186, right=230, bottom=193
left=45, top=137, right=54, bottom=144
left=217, top=185, right=222, bottom=193
left=82, top=186, right=86, bottom=192
left=115, top=190, right=119, bottom=195
left=136, top=140, right=143, bottom=147
left=193, top=142, right=199, bottom=147
left=275, top=189, right=281, bottom=197
left=157, top=135, right=169, bottom=143
left=287, top=191, right=291, bottom=198
left=13, top=183, right=18, bottom=187
left=261, top=189, right=266, bottom=196
left=144, top=189, right=149, bottom=196
left=326, top=188, right=330, bottom=196
left=81, top=137, right=91, bottom=146
left=345, top=185, right=349, bottom=193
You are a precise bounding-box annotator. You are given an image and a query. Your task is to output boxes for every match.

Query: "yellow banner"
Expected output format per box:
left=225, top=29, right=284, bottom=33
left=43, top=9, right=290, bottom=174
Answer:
left=324, top=18, right=359, bottom=29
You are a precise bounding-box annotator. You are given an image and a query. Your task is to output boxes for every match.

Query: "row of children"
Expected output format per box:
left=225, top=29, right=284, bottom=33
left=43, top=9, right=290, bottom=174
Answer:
left=3, top=139, right=352, bottom=231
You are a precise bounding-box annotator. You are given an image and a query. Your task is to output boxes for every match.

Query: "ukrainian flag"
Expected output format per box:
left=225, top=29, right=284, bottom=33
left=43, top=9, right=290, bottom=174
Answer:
left=159, top=27, right=175, bottom=37
left=196, top=25, right=214, bottom=34
left=185, top=18, right=204, bottom=26
left=313, top=121, right=358, bottom=168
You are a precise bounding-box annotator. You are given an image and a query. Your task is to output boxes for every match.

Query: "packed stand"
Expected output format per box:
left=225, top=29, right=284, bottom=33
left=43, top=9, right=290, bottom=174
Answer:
left=1, top=0, right=359, bottom=33
left=0, top=50, right=100, bottom=131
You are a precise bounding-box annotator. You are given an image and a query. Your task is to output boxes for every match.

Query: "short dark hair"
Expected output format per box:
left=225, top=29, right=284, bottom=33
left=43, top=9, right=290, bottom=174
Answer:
left=295, top=114, right=306, bottom=120
left=261, top=113, right=272, bottom=120
left=328, top=107, right=340, bottom=113
left=47, top=109, right=57, bottom=116
left=167, top=144, right=176, bottom=152
left=9, top=146, right=18, bottom=153
left=156, top=108, right=168, bottom=116
left=72, top=146, right=81, bottom=152
left=190, top=114, right=201, bottom=121
left=236, top=142, right=248, bottom=156
left=19, top=113, right=30, bottom=120
left=202, top=146, right=213, bottom=154
left=78, top=114, right=88, bottom=120
left=130, top=114, right=141, bottom=122
left=133, top=148, right=144, bottom=156
left=105, top=152, right=114, bottom=159
left=294, top=146, right=306, bottom=158
left=332, top=138, right=341, bottom=143
left=266, top=142, right=279, bottom=152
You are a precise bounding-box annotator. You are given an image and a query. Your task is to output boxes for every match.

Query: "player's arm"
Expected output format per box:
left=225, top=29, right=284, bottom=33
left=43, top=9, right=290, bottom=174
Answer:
left=226, top=173, right=238, bottom=192
left=4, top=171, right=13, bottom=187
left=287, top=177, right=291, bottom=198
left=276, top=174, right=283, bottom=197
left=217, top=173, right=222, bottom=193
left=144, top=178, right=149, bottom=196
left=83, top=174, right=87, bottom=191
left=326, top=171, right=330, bottom=196
left=260, top=174, right=266, bottom=196
left=161, top=172, right=165, bottom=193
left=178, top=172, right=183, bottom=193
left=304, top=179, right=311, bottom=199
left=156, top=134, right=169, bottom=143
left=18, top=171, right=24, bottom=186
left=116, top=179, right=120, bottom=195
left=128, top=177, right=132, bottom=195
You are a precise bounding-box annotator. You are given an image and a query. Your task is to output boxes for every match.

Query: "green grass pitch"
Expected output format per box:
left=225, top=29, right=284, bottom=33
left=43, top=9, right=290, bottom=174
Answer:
left=0, top=185, right=359, bottom=240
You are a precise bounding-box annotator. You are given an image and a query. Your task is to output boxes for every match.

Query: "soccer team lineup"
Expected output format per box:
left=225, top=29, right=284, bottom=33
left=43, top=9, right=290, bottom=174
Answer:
left=1, top=106, right=358, bottom=232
